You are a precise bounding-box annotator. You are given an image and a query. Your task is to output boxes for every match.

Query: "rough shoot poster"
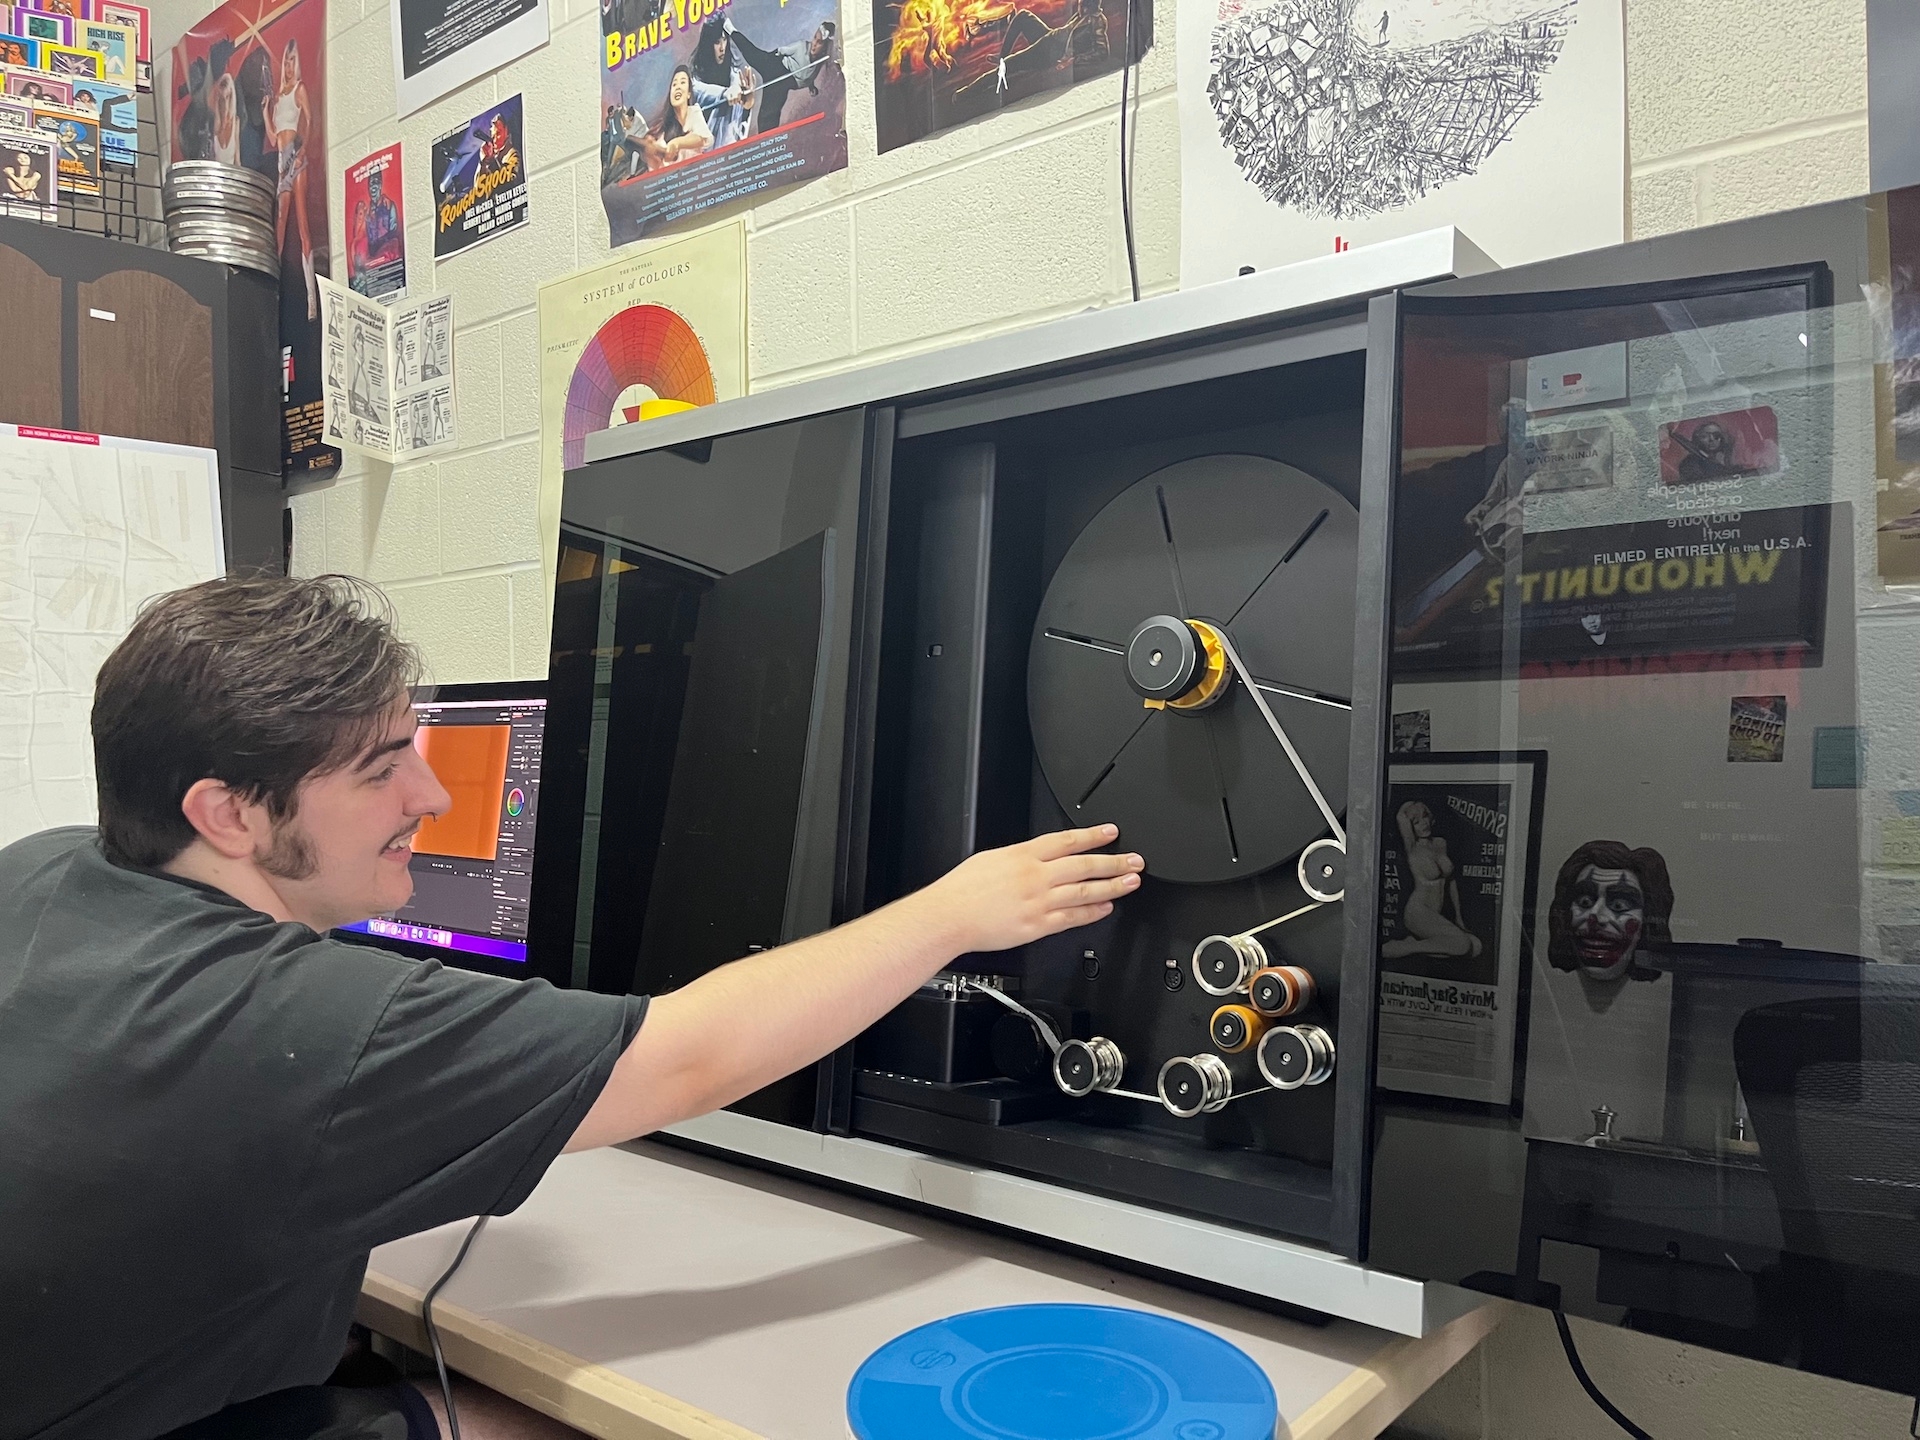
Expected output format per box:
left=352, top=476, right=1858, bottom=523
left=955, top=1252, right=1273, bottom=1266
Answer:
left=431, top=91, right=528, bottom=258
left=598, top=0, right=846, bottom=246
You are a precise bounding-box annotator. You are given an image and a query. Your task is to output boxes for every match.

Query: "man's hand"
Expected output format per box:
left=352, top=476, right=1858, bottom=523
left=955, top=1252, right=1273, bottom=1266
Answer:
left=566, top=826, right=1142, bottom=1151
left=902, top=824, right=1143, bottom=955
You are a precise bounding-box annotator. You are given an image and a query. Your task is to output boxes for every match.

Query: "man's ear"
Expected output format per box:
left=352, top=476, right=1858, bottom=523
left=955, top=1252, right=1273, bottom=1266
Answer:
left=178, top=778, right=268, bottom=860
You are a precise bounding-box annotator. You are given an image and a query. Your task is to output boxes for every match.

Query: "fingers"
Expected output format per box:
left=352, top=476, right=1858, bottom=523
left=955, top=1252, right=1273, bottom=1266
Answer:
left=1050, top=874, right=1139, bottom=909
left=1028, top=822, right=1120, bottom=861
left=1047, top=850, right=1143, bottom=883
left=1046, top=901, right=1114, bottom=932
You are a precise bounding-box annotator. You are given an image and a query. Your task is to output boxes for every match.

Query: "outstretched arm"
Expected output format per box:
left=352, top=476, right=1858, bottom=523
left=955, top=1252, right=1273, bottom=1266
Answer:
left=566, top=825, right=1141, bottom=1149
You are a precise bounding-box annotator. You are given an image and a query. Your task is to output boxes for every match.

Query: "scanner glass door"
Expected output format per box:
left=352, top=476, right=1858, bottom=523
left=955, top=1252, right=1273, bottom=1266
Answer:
left=1367, top=200, right=1920, bottom=1392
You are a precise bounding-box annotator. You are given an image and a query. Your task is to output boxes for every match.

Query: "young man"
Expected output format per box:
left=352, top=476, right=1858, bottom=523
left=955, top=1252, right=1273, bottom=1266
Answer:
left=0, top=576, right=1142, bottom=1440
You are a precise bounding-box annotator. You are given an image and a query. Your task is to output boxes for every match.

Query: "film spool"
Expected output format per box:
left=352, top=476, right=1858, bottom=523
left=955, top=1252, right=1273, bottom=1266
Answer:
left=1157, top=1053, right=1234, bottom=1118
left=1256, top=1024, right=1335, bottom=1090
left=1192, top=933, right=1265, bottom=996
left=1247, top=964, right=1315, bottom=1018
left=1208, top=1004, right=1268, bottom=1055
left=1053, top=1036, right=1125, bottom=1098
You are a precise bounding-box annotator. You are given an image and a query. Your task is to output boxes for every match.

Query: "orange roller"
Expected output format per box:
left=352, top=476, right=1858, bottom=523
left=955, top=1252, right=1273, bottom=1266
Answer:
left=1247, top=965, right=1315, bottom=1018
left=1209, top=1004, right=1268, bottom=1054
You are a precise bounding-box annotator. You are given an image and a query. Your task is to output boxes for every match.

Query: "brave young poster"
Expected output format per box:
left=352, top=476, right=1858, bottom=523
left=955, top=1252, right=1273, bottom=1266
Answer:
left=598, top=0, right=846, bottom=246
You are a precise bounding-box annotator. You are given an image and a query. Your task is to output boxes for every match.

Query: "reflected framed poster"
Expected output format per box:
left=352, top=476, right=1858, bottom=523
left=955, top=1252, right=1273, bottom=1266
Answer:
left=1377, top=749, right=1547, bottom=1108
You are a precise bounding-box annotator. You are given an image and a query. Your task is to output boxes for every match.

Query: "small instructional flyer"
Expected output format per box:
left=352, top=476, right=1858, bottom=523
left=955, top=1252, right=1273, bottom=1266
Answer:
left=318, top=277, right=457, bottom=460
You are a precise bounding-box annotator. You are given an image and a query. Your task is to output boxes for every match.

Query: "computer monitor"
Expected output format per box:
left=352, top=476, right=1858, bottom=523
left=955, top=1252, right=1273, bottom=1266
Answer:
left=335, top=681, right=547, bottom=978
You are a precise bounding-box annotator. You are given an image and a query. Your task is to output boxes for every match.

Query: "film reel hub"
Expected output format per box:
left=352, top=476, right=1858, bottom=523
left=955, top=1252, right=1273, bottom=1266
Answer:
left=1028, top=455, right=1358, bottom=884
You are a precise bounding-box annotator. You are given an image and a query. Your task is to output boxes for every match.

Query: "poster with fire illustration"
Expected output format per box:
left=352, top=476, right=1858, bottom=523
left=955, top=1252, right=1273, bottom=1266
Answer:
left=873, top=0, right=1146, bottom=153
left=599, top=0, right=846, bottom=246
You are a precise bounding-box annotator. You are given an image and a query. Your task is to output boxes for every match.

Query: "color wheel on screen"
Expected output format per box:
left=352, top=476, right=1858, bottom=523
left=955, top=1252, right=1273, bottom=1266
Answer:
left=505, top=787, right=525, bottom=817
left=562, top=304, right=717, bottom=471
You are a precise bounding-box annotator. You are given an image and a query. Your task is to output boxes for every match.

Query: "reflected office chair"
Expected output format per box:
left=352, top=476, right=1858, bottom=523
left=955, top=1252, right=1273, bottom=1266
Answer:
left=1734, top=988, right=1920, bottom=1394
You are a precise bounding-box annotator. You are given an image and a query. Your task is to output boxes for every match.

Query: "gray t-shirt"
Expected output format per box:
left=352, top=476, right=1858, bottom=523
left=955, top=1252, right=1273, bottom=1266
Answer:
left=0, top=828, right=648, bottom=1440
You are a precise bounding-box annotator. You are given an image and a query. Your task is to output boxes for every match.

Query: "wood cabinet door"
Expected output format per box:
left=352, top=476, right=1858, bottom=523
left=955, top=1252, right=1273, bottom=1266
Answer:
left=0, top=243, right=63, bottom=427
left=77, top=269, right=214, bottom=449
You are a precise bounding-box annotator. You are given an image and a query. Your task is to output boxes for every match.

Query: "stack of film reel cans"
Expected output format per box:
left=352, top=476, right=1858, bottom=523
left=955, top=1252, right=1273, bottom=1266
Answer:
left=163, top=161, right=278, bottom=278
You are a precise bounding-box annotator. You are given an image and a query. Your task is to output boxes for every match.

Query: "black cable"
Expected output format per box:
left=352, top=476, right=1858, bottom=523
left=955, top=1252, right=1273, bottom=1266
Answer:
left=1117, top=0, right=1139, bottom=302
left=421, top=1215, right=489, bottom=1440
left=1554, top=1311, right=1654, bottom=1440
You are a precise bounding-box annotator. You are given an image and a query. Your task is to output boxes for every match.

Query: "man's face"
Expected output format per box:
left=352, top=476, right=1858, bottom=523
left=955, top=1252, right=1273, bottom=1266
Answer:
left=1568, top=864, right=1646, bottom=981
left=811, top=25, right=830, bottom=56
left=257, top=699, right=451, bottom=932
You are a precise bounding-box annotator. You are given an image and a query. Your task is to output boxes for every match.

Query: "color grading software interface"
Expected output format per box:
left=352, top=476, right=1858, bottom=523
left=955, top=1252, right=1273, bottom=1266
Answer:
left=339, top=696, right=546, bottom=963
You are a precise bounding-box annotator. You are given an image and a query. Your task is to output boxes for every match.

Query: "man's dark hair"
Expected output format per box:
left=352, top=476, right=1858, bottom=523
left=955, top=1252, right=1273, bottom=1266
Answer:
left=92, top=576, right=422, bottom=869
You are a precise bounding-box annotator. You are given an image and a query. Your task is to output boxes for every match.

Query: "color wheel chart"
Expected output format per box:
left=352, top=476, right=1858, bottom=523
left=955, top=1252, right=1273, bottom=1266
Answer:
left=561, top=304, right=718, bottom=470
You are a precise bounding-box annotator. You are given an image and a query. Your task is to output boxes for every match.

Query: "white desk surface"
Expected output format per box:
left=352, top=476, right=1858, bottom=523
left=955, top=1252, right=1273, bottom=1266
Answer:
left=361, top=1142, right=1499, bottom=1440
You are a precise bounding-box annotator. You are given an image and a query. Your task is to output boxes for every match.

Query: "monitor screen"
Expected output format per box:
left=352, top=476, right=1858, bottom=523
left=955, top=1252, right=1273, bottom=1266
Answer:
left=336, top=686, right=546, bottom=967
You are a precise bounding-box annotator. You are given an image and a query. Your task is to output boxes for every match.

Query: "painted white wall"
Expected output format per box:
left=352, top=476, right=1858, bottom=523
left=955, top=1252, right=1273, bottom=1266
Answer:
left=190, top=0, right=1895, bottom=1431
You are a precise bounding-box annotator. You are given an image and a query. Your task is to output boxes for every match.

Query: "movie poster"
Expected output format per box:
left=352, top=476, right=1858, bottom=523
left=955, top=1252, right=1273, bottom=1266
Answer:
left=346, top=142, right=405, bottom=299
left=77, top=19, right=135, bottom=89
left=0, top=123, right=56, bottom=220
left=536, top=222, right=746, bottom=598
left=872, top=0, right=1142, bottom=154
left=171, top=0, right=336, bottom=479
left=97, top=0, right=150, bottom=89
left=11, top=10, right=69, bottom=45
left=1727, top=694, right=1786, bottom=762
left=70, top=76, right=136, bottom=166
left=431, top=91, right=527, bottom=259
left=1392, top=458, right=1835, bottom=678
left=599, top=0, right=846, bottom=246
left=390, top=0, right=547, bottom=116
left=34, top=99, right=97, bottom=194
left=3, top=65, right=69, bottom=102
left=1377, top=753, right=1544, bottom=1106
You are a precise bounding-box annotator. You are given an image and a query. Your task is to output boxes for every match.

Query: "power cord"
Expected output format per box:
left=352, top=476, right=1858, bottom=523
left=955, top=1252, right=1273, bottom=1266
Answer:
left=421, top=1216, right=489, bottom=1440
left=1554, top=1311, right=1654, bottom=1440
left=1116, top=0, right=1140, bottom=301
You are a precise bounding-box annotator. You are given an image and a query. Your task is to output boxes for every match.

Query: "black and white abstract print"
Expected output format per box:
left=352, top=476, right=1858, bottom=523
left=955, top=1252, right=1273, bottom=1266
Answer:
left=1207, top=0, right=1574, bottom=219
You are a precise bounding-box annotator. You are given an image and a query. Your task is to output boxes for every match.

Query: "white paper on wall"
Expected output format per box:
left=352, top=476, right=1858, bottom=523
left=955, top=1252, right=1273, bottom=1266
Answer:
left=0, top=425, right=225, bottom=849
left=320, top=279, right=458, bottom=460
left=1178, top=0, right=1626, bottom=286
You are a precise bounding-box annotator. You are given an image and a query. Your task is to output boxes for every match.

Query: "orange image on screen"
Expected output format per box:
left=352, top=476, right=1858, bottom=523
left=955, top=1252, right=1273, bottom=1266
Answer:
left=412, top=725, right=511, bottom=861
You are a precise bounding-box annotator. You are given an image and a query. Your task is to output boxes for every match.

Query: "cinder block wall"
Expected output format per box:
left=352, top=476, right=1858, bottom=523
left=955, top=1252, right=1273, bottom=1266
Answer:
left=145, top=0, right=1895, bottom=1433
left=256, top=0, right=1866, bottom=687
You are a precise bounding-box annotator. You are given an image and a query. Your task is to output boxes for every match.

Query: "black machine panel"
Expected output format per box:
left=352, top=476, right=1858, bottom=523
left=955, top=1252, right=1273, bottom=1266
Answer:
left=539, top=411, right=873, bottom=1125
left=858, top=354, right=1370, bottom=1248
left=1028, top=455, right=1355, bottom=883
